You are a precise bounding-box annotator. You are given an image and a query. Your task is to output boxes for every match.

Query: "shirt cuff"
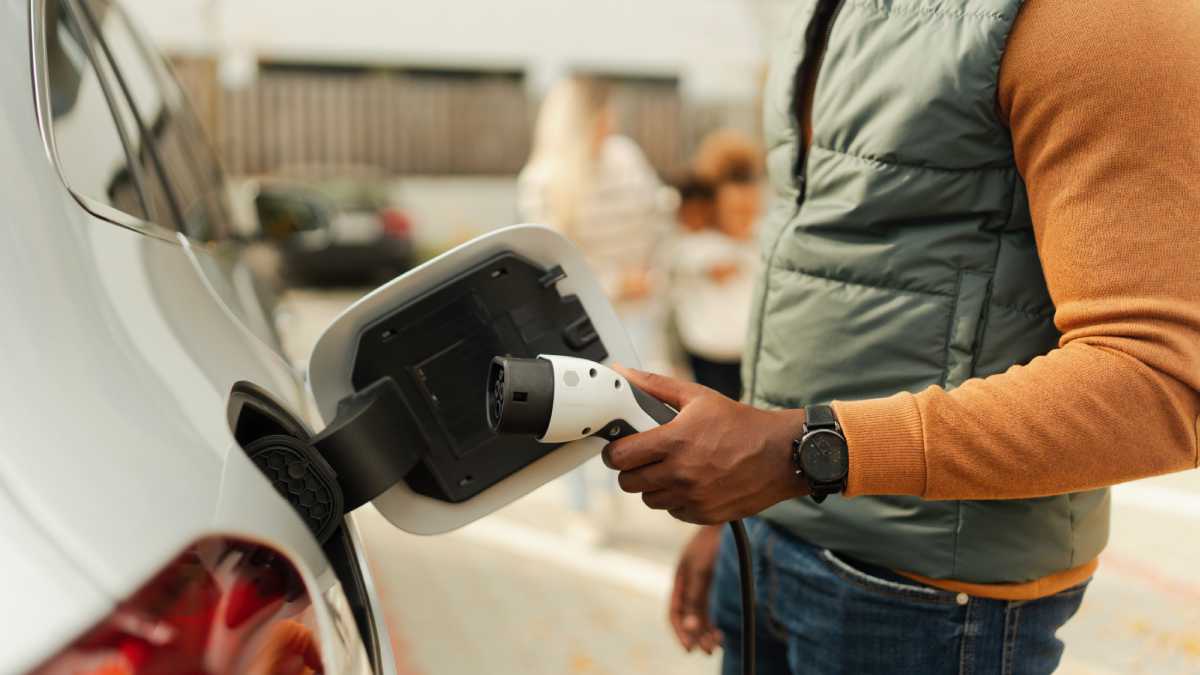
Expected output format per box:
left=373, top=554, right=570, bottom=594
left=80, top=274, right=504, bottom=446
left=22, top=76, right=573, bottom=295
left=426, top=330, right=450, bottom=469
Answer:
left=832, top=393, right=927, bottom=498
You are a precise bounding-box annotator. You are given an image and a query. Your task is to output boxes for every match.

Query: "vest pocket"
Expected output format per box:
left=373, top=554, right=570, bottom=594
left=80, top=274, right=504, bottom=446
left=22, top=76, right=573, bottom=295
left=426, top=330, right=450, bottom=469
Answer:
left=944, top=271, right=991, bottom=388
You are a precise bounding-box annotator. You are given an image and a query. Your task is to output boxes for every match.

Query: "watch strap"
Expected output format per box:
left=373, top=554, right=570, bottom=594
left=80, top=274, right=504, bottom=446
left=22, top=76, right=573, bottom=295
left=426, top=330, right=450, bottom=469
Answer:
left=804, top=404, right=839, bottom=430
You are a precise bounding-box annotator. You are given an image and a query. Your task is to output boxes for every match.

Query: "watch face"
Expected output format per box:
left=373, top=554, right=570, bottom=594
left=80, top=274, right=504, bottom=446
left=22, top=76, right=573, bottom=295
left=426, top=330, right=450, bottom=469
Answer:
left=800, top=430, right=848, bottom=483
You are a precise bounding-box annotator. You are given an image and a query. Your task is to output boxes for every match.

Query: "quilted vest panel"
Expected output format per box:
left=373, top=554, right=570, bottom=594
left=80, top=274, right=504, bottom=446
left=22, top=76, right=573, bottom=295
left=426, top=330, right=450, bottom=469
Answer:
left=748, top=0, right=1108, bottom=583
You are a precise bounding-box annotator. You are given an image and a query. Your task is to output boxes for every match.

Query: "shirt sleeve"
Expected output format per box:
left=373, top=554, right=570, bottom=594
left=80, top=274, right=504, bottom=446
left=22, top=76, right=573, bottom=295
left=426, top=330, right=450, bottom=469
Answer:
left=832, top=0, right=1200, bottom=499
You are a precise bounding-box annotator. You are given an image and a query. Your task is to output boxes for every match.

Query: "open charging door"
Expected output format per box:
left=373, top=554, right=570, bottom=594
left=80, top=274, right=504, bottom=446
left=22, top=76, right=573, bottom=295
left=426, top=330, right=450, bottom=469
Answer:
left=307, top=224, right=639, bottom=535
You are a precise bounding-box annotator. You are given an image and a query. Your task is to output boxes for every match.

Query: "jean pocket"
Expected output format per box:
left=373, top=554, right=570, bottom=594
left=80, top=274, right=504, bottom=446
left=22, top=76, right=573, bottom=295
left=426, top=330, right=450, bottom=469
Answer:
left=818, top=549, right=959, bottom=605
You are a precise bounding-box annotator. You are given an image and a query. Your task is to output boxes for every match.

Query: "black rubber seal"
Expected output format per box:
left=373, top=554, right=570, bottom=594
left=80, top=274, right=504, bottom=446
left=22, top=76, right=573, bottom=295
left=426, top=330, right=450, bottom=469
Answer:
left=245, top=434, right=344, bottom=544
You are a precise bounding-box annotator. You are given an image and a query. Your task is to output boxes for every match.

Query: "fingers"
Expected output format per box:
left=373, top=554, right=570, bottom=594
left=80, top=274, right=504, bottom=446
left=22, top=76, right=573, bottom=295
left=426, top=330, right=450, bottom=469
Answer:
left=669, top=562, right=690, bottom=648
left=613, top=365, right=707, bottom=410
left=601, top=426, right=672, bottom=471
left=642, top=490, right=677, bottom=510
left=646, top=494, right=723, bottom=526
left=669, top=507, right=712, bottom=525
left=696, top=625, right=724, bottom=655
left=680, top=548, right=717, bottom=654
left=670, top=555, right=721, bottom=654
left=601, top=366, right=716, bottom=472
left=617, top=462, right=674, bottom=493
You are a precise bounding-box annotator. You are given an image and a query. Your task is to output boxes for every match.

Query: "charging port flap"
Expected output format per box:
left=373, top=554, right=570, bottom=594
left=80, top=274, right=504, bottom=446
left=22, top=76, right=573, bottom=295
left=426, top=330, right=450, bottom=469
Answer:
left=307, top=225, right=641, bottom=535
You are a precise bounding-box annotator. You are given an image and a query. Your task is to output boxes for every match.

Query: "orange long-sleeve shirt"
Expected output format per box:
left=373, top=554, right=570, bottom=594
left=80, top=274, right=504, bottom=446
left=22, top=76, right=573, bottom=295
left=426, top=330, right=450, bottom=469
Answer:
left=829, top=0, right=1200, bottom=599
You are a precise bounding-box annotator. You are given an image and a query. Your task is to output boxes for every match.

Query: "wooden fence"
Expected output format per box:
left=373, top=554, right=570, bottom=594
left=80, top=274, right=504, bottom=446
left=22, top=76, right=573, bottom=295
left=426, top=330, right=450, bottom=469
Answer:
left=170, top=57, right=752, bottom=178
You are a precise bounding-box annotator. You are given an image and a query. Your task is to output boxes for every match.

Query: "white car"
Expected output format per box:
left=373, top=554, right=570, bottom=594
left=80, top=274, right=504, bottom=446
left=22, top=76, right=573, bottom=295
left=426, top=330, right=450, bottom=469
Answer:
left=6, top=0, right=392, bottom=671
left=4, top=1, right=634, bottom=673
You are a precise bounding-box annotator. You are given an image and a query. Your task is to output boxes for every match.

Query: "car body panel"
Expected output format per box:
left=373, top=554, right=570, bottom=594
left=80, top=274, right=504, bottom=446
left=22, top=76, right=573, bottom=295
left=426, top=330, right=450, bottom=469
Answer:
left=2, top=1, right=378, bottom=672
left=0, top=482, right=110, bottom=672
left=308, top=224, right=637, bottom=535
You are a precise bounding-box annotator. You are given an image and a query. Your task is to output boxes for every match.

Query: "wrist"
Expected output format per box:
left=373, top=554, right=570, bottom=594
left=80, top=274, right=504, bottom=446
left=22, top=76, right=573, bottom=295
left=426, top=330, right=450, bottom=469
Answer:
left=766, top=408, right=811, bottom=501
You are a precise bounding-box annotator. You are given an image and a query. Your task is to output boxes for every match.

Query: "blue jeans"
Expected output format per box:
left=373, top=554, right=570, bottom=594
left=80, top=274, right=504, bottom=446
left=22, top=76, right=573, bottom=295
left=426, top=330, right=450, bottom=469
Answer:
left=710, top=519, right=1088, bottom=675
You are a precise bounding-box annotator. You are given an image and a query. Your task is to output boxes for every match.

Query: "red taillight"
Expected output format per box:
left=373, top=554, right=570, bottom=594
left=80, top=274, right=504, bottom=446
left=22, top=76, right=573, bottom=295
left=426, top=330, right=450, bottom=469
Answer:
left=378, top=208, right=411, bottom=239
left=32, top=538, right=323, bottom=675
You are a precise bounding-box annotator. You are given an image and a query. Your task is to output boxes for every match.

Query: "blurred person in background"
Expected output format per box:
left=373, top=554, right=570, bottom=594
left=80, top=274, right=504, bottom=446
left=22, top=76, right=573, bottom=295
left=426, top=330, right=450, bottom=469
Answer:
left=518, top=76, right=666, bottom=303
left=665, top=132, right=763, bottom=400
left=671, top=171, right=715, bottom=235
left=518, top=76, right=670, bottom=546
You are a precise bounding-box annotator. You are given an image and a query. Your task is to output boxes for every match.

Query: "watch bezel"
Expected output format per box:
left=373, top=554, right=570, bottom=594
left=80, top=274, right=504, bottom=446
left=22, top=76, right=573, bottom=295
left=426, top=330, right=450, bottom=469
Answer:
left=798, top=428, right=849, bottom=484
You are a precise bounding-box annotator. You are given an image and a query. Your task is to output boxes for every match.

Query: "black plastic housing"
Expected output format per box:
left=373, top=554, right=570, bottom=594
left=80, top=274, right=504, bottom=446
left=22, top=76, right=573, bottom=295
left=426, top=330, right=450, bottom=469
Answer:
left=487, top=356, right=555, bottom=436
left=349, top=253, right=607, bottom=502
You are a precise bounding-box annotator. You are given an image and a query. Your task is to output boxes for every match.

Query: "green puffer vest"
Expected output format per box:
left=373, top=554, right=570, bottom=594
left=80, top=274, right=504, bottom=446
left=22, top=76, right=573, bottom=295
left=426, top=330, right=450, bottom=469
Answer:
left=748, top=0, right=1109, bottom=583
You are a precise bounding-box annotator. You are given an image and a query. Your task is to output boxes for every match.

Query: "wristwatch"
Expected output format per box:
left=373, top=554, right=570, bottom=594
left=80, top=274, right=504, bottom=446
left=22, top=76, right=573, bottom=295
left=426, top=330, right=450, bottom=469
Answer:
left=792, top=404, right=849, bottom=503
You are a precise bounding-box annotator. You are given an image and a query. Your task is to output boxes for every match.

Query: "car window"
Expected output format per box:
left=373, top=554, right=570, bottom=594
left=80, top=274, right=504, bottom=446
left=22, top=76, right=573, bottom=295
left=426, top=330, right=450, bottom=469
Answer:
left=44, top=0, right=148, bottom=220
left=81, top=0, right=225, bottom=241
left=146, top=55, right=235, bottom=239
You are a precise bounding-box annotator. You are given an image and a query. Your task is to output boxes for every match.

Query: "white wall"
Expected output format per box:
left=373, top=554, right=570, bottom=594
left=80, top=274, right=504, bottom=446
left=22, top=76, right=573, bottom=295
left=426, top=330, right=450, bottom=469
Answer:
left=121, top=0, right=782, bottom=101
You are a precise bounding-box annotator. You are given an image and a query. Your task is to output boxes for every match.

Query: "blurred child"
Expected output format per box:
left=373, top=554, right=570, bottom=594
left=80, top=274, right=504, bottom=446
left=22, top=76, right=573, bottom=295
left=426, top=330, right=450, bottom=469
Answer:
left=674, top=172, right=716, bottom=233
left=667, top=131, right=763, bottom=400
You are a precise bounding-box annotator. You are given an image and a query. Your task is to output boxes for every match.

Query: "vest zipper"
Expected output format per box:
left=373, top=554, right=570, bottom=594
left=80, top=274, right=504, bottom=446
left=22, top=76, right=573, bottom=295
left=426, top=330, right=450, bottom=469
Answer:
left=750, top=0, right=848, bottom=401
left=793, top=0, right=847, bottom=206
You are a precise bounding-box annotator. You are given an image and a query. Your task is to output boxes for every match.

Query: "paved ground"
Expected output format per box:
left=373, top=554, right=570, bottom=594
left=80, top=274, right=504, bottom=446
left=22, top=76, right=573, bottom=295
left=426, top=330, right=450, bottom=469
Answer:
left=283, top=287, right=1200, bottom=675
left=359, top=495, right=713, bottom=675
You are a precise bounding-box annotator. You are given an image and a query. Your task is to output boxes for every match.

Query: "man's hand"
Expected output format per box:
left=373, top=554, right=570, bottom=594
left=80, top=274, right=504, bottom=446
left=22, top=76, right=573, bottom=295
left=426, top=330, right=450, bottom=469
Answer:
left=670, top=524, right=723, bottom=654
left=602, top=367, right=809, bottom=525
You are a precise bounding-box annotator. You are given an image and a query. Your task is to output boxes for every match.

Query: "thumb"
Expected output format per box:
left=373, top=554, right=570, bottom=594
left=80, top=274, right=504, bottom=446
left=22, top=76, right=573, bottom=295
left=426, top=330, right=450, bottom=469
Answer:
left=614, top=365, right=706, bottom=410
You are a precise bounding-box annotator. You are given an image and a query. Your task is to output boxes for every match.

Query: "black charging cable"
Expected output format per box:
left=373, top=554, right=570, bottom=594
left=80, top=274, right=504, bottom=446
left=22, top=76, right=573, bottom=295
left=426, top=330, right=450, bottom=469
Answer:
left=728, top=519, right=755, bottom=675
